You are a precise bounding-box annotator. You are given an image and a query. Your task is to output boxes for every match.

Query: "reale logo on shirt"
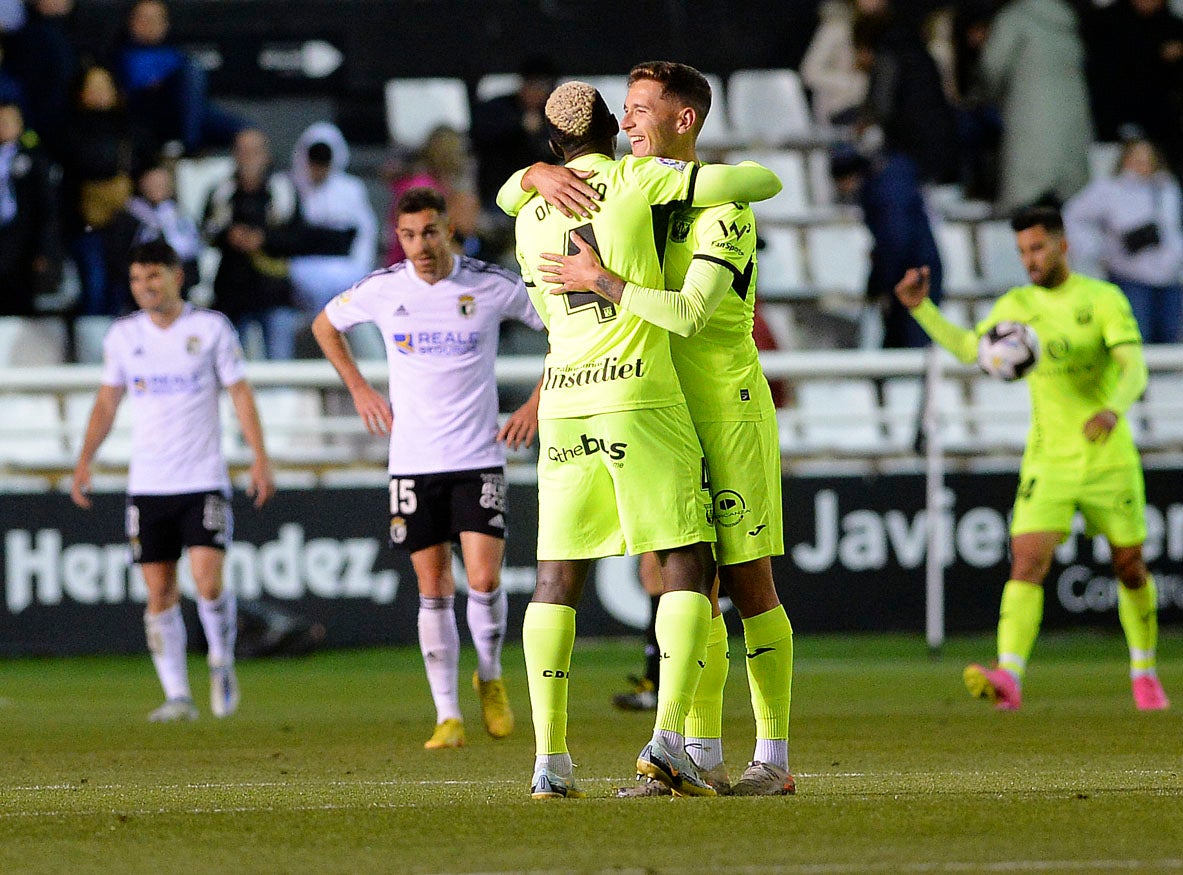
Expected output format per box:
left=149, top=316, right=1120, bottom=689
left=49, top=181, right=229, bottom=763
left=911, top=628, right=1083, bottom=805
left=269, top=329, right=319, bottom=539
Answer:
left=393, top=333, right=415, bottom=355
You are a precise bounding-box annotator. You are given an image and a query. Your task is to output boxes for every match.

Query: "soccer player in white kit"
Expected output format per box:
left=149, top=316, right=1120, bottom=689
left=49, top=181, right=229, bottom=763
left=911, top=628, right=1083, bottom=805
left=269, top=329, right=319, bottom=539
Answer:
left=312, top=187, right=545, bottom=749
left=71, top=240, right=275, bottom=722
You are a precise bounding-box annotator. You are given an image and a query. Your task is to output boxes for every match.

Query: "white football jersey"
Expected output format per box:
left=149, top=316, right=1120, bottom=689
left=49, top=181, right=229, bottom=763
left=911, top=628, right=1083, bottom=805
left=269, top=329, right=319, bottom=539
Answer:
left=101, top=305, right=246, bottom=495
left=325, top=255, right=544, bottom=475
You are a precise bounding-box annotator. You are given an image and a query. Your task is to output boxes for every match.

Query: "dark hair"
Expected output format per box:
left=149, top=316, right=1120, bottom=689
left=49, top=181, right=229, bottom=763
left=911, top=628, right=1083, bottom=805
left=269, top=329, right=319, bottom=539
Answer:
left=128, top=239, right=181, bottom=269
left=1010, top=205, right=1064, bottom=235
left=306, top=141, right=333, bottom=165
left=396, top=186, right=448, bottom=218
left=627, top=61, right=712, bottom=129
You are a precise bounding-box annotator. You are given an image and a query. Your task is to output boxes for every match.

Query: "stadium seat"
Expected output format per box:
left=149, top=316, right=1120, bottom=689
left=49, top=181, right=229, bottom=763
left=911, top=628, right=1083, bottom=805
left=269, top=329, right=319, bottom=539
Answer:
left=755, top=226, right=808, bottom=299
left=475, top=73, right=522, bottom=102
left=384, top=77, right=471, bottom=149
left=727, top=149, right=811, bottom=221
left=73, top=315, right=114, bottom=365
left=696, top=73, right=735, bottom=150
left=976, top=220, right=1028, bottom=291
left=939, top=299, right=972, bottom=328
left=175, top=156, right=234, bottom=223
left=252, top=388, right=351, bottom=464
left=0, top=394, right=69, bottom=468
left=65, top=391, right=133, bottom=465
left=0, top=316, right=68, bottom=366
left=970, top=376, right=1030, bottom=451
left=805, top=224, right=871, bottom=295
left=1142, top=374, right=1183, bottom=447
left=727, top=69, right=814, bottom=146
left=793, top=378, right=883, bottom=454
left=806, top=147, right=836, bottom=207
left=883, top=377, right=971, bottom=453
left=935, top=222, right=980, bottom=297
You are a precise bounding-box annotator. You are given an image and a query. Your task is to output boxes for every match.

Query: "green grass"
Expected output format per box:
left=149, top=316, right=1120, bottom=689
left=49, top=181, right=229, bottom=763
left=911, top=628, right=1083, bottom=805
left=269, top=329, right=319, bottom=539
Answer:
left=2, top=632, right=1182, bottom=874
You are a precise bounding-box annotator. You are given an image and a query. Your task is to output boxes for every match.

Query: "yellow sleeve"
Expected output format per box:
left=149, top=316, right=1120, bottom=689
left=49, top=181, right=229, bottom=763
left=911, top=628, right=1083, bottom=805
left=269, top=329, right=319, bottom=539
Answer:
left=910, top=299, right=979, bottom=363
left=691, top=161, right=783, bottom=206
left=1107, top=342, right=1148, bottom=415
left=496, top=168, right=532, bottom=217
left=619, top=258, right=735, bottom=337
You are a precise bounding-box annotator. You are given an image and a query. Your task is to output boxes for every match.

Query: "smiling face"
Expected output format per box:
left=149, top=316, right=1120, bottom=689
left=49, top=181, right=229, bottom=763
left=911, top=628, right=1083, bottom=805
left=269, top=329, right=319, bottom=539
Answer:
left=129, top=260, right=184, bottom=315
left=621, top=78, right=697, bottom=162
left=397, top=208, right=454, bottom=284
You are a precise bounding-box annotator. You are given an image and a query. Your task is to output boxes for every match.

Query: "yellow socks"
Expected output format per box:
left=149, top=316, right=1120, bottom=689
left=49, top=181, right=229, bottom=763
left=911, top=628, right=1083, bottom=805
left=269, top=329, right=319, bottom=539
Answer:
left=1119, top=575, right=1158, bottom=677
left=522, top=602, right=575, bottom=756
left=997, top=580, right=1043, bottom=681
left=653, top=590, right=712, bottom=735
left=742, top=604, right=793, bottom=745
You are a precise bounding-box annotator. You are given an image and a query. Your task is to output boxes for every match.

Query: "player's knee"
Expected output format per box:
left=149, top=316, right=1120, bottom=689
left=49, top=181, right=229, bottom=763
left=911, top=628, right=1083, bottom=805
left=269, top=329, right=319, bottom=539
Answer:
left=466, top=573, right=500, bottom=594
left=1009, top=554, right=1052, bottom=583
left=1112, top=554, right=1146, bottom=588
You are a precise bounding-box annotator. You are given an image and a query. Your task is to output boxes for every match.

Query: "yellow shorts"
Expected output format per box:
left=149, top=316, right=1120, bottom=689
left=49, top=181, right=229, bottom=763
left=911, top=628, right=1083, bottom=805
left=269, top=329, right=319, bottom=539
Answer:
left=697, top=415, right=784, bottom=565
left=1010, top=463, right=1146, bottom=547
left=536, top=405, right=715, bottom=560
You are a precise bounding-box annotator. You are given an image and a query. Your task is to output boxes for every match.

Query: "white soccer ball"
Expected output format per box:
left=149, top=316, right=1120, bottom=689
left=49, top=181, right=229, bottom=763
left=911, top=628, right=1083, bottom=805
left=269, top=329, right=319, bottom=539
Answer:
left=977, top=321, right=1040, bottom=381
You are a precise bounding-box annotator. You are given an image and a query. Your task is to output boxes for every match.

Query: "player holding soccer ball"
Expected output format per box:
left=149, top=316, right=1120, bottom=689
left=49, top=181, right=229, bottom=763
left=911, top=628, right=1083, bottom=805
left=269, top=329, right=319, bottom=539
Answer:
left=894, top=205, right=1168, bottom=712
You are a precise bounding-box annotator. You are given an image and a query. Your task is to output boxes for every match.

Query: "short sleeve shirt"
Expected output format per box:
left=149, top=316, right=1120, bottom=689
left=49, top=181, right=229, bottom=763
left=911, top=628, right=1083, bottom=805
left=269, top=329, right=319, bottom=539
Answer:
left=325, top=255, right=544, bottom=475
left=978, top=273, right=1143, bottom=469
left=513, top=153, right=700, bottom=419
left=101, top=305, right=245, bottom=495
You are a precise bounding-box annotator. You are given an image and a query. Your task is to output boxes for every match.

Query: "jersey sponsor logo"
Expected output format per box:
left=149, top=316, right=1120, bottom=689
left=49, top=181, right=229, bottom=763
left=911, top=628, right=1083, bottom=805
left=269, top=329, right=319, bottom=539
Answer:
left=393, top=331, right=481, bottom=357
left=543, top=356, right=645, bottom=390
left=746, top=646, right=775, bottom=659
left=129, top=371, right=203, bottom=395
left=547, top=433, right=628, bottom=464
left=711, top=239, right=746, bottom=257
left=713, top=489, right=749, bottom=528
left=656, top=157, right=688, bottom=171
left=393, top=333, right=415, bottom=355
left=740, top=388, right=750, bottom=401
left=716, top=219, right=752, bottom=239
left=186, top=336, right=202, bottom=355
left=458, top=295, right=476, bottom=317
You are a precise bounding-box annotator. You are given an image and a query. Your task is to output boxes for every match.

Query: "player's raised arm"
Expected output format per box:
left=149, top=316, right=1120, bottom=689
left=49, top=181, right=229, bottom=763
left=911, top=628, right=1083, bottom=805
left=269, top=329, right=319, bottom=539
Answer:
left=894, top=266, right=979, bottom=363
left=225, top=380, right=275, bottom=507
left=70, top=383, right=125, bottom=509
left=311, top=311, right=393, bottom=436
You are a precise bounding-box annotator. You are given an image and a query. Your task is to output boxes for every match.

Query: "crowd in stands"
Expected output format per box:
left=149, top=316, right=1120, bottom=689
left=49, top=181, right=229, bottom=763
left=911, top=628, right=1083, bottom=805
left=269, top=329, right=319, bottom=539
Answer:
left=4, top=0, right=1183, bottom=362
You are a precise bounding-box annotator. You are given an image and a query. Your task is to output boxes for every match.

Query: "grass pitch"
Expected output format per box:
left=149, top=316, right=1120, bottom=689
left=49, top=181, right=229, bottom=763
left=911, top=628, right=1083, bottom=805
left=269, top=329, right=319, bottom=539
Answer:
left=2, top=632, right=1181, bottom=874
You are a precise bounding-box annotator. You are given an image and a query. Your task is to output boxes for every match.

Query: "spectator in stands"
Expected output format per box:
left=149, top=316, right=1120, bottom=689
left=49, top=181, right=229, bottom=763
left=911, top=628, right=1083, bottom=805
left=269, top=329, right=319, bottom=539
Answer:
left=470, top=56, right=558, bottom=211
left=0, top=100, right=58, bottom=315
left=203, top=128, right=303, bottom=360
left=111, top=0, right=246, bottom=156
left=1086, top=0, right=1183, bottom=176
left=287, top=121, right=377, bottom=314
left=0, top=0, right=25, bottom=32
left=949, top=0, right=1003, bottom=201
left=0, top=40, right=27, bottom=113
left=385, top=125, right=482, bottom=264
left=979, top=0, right=1091, bottom=212
left=60, top=64, right=155, bottom=317
left=106, top=163, right=202, bottom=304
left=1064, top=138, right=1183, bottom=344
left=832, top=143, right=944, bottom=349
left=852, top=2, right=959, bottom=185
left=3, top=0, right=78, bottom=155
left=800, top=0, right=868, bottom=128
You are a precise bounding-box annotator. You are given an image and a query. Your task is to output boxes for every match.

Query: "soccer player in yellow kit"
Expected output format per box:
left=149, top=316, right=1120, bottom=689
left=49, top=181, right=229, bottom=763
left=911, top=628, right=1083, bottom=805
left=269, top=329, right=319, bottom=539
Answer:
left=503, top=81, right=783, bottom=797
left=895, top=206, right=1169, bottom=712
left=513, top=62, right=796, bottom=796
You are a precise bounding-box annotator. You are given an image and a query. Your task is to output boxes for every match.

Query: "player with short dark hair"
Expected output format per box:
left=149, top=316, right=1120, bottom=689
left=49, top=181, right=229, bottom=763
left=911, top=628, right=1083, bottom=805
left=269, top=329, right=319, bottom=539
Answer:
left=894, top=205, right=1168, bottom=712
left=71, top=239, right=274, bottom=722
left=508, top=61, right=796, bottom=796
left=312, top=187, right=545, bottom=749
left=499, top=80, right=782, bottom=798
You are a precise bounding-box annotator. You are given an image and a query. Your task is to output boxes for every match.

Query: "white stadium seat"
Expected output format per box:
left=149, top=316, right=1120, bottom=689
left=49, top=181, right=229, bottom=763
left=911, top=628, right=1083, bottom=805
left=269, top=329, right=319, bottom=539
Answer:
left=755, top=226, right=808, bottom=300
left=805, top=224, right=871, bottom=295
left=73, top=315, right=114, bottom=365
left=976, top=220, right=1028, bottom=291
left=0, top=317, right=68, bottom=366
left=883, top=377, right=971, bottom=453
left=794, top=379, right=883, bottom=454
left=696, top=73, right=735, bottom=150
left=1143, top=374, right=1183, bottom=447
left=475, top=73, right=522, bottom=102
left=175, top=156, right=234, bottom=222
left=727, top=69, right=814, bottom=146
left=970, top=376, right=1030, bottom=451
left=806, top=147, right=836, bottom=207
left=65, top=391, right=133, bottom=466
left=935, top=222, right=980, bottom=297
left=384, top=78, right=471, bottom=149
left=0, top=394, right=69, bottom=467
left=252, top=388, right=350, bottom=464
left=727, top=149, right=811, bottom=221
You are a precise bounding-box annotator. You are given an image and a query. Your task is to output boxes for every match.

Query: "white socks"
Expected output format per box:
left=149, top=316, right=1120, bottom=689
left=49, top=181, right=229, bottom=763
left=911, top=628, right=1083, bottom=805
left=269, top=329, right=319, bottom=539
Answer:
left=197, top=589, right=237, bottom=666
left=419, top=595, right=461, bottom=722
left=145, top=604, right=191, bottom=701
left=466, top=587, right=507, bottom=682
left=686, top=736, right=725, bottom=772
left=754, top=738, right=789, bottom=772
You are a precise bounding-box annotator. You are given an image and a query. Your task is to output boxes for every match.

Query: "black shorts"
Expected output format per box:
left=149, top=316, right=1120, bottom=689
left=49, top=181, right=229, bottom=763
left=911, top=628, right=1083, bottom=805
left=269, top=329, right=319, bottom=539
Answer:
left=127, top=491, right=233, bottom=564
left=388, top=467, right=507, bottom=553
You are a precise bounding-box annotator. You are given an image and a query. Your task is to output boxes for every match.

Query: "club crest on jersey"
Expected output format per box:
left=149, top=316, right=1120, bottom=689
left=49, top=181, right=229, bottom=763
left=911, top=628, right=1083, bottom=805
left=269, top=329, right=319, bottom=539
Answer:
left=458, top=295, right=476, bottom=317
left=393, top=333, right=415, bottom=355
left=333, top=291, right=353, bottom=307
left=656, top=157, right=688, bottom=171
left=671, top=215, right=692, bottom=243
left=390, top=516, right=407, bottom=544
left=186, top=336, right=201, bottom=354
left=1076, top=306, right=1093, bottom=325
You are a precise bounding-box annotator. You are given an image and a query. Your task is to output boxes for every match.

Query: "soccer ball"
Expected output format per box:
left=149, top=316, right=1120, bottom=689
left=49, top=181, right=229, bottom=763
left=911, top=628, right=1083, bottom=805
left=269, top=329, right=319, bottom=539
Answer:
left=977, top=321, right=1040, bottom=381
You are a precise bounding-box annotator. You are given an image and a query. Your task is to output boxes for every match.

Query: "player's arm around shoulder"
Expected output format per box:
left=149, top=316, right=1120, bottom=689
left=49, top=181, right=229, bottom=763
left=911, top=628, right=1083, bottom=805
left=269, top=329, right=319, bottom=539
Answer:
left=224, top=379, right=275, bottom=508
left=496, top=163, right=603, bottom=219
